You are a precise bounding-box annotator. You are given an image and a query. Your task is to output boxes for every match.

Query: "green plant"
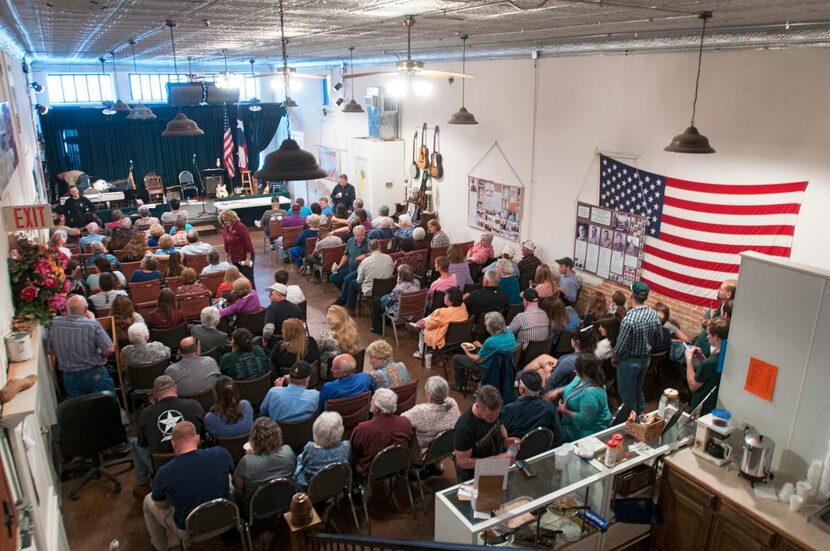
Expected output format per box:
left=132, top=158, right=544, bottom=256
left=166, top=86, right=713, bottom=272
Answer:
left=8, top=236, right=71, bottom=327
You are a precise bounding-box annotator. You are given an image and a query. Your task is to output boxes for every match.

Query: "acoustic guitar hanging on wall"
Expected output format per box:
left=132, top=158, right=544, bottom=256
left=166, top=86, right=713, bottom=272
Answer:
left=416, top=122, right=429, bottom=170
left=429, top=125, right=443, bottom=179
left=410, top=130, right=420, bottom=180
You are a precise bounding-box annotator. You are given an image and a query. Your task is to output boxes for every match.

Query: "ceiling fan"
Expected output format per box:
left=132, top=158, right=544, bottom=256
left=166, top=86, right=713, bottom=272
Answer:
left=247, top=67, right=326, bottom=80
left=345, top=16, right=473, bottom=81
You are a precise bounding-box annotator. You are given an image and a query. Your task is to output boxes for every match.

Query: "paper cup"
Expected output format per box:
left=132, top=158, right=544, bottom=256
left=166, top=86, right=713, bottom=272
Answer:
left=778, top=482, right=794, bottom=502
left=789, top=495, right=804, bottom=512
left=555, top=447, right=571, bottom=470
left=796, top=480, right=812, bottom=499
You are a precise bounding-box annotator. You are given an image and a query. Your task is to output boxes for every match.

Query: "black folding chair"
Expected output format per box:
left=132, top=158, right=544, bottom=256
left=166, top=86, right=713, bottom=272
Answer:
left=411, top=429, right=455, bottom=511
left=308, top=462, right=361, bottom=533
left=185, top=498, right=244, bottom=546
left=244, top=478, right=298, bottom=549
left=358, top=444, right=416, bottom=534
left=516, top=427, right=555, bottom=461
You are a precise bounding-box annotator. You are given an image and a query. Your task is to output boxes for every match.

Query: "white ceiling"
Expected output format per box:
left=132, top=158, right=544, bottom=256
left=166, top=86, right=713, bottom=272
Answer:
left=3, top=1, right=830, bottom=68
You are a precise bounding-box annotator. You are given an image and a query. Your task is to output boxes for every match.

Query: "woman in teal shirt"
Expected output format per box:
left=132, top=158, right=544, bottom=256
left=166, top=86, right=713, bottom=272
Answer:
left=549, top=353, right=612, bottom=441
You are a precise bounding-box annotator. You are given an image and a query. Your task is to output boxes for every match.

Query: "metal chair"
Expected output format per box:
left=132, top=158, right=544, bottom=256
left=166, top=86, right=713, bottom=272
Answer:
left=356, top=276, right=396, bottom=318
left=236, top=308, right=266, bottom=337
left=127, top=357, right=170, bottom=408
left=184, top=387, right=215, bottom=412
left=130, top=279, right=161, bottom=303
left=57, top=391, right=127, bottom=500
left=516, top=427, right=555, bottom=461
left=150, top=324, right=189, bottom=352
left=553, top=330, right=576, bottom=358
left=504, top=303, right=524, bottom=324
left=217, top=432, right=250, bottom=465
left=424, top=316, right=475, bottom=379
left=235, top=372, right=272, bottom=411
left=308, top=462, right=361, bottom=533
left=325, top=391, right=371, bottom=439
left=185, top=498, right=244, bottom=546
left=522, top=335, right=555, bottom=366
left=358, top=444, right=416, bottom=534
left=199, top=270, right=226, bottom=296
left=244, top=478, right=298, bottom=550
left=391, top=380, right=418, bottom=414
left=151, top=452, right=176, bottom=473
left=383, top=289, right=429, bottom=347
left=411, top=429, right=455, bottom=511
left=279, top=413, right=319, bottom=454
left=178, top=170, right=198, bottom=199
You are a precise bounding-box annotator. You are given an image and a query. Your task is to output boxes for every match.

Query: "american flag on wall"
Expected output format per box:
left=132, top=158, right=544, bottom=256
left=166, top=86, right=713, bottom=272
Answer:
left=222, top=107, right=235, bottom=179
left=599, top=155, right=808, bottom=307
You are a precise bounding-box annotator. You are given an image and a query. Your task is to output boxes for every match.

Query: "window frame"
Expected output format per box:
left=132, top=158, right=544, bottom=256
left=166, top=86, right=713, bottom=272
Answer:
left=46, top=73, right=114, bottom=105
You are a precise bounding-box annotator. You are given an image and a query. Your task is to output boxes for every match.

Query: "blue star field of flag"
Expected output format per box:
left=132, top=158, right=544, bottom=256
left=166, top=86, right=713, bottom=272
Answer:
left=599, top=155, right=667, bottom=237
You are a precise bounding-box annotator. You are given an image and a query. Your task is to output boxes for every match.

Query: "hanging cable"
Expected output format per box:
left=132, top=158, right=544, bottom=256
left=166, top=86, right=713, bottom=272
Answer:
left=690, top=12, right=711, bottom=127
left=278, top=0, right=292, bottom=136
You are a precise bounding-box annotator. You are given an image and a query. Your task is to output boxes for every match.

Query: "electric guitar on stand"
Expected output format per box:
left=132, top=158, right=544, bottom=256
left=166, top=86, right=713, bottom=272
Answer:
left=428, top=125, right=443, bottom=179
left=215, top=179, right=229, bottom=199
left=416, top=122, right=429, bottom=170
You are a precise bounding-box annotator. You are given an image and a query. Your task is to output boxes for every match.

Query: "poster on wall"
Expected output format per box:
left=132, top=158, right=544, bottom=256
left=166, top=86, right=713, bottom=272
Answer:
left=354, top=157, right=368, bottom=195
left=0, top=102, right=19, bottom=195
left=467, top=176, right=523, bottom=242
left=318, top=146, right=340, bottom=182
left=574, top=201, right=647, bottom=285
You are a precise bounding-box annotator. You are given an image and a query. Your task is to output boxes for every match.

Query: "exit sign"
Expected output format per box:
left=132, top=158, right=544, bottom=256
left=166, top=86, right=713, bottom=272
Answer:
left=3, top=205, right=54, bottom=232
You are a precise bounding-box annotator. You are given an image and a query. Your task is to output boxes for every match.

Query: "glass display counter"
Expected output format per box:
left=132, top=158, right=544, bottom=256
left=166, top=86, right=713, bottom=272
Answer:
left=434, top=413, right=696, bottom=548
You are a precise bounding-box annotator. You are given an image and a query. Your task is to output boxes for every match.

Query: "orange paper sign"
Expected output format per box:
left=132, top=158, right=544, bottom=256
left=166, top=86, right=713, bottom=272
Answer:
left=744, top=357, right=778, bottom=401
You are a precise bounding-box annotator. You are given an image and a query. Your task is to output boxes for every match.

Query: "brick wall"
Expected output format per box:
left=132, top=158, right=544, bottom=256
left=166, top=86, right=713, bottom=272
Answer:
left=575, top=277, right=708, bottom=340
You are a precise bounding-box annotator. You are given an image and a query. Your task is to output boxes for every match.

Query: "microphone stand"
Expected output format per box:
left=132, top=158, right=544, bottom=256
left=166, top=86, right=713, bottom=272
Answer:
left=191, top=153, right=216, bottom=219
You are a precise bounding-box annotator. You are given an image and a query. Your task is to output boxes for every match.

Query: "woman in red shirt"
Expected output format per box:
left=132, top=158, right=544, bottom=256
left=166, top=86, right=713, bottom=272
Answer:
left=144, top=288, right=187, bottom=330
left=220, top=209, right=255, bottom=288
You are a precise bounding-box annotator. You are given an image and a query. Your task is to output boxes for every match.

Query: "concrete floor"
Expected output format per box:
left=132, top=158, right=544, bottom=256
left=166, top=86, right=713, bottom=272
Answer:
left=61, top=229, right=470, bottom=550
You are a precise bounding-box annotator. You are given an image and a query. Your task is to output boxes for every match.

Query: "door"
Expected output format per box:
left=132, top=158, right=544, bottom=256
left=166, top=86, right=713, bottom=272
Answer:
left=705, top=501, right=776, bottom=551
left=0, top=451, right=18, bottom=551
left=652, top=467, right=715, bottom=551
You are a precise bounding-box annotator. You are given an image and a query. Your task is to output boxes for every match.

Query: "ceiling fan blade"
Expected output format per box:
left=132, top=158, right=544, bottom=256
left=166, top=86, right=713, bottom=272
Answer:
left=418, top=69, right=474, bottom=79
left=248, top=72, right=326, bottom=80
left=344, top=71, right=398, bottom=80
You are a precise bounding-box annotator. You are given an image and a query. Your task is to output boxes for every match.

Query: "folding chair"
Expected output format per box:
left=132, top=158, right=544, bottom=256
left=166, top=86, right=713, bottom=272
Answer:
left=391, top=380, right=418, bottom=414
left=325, top=391, right=371, bottom=439
left=356, top=276, right=396, bottom=318
left=244, top=478, right=298, bottom=550
left=383, top=289, right=428, bottom=347
left=308, top=463, right=360, bottom=533
left=411, top=429, right=455, bottom=511
left=424, top=316, right=475, bottom=379
left=185, top=498, right=244, bottom=547
left=516, top=427, right=555, bottom=461
left=314, top=244, right=346, bottom=291
left=357, top=445, right=416, bottom=533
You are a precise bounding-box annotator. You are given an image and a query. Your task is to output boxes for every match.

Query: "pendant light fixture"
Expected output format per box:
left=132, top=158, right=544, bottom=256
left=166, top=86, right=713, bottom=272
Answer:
left=248, top=59, right=262, bottom=112
left=664, top=11, right=715, bottom=153
left=216, top=49, right=241, bottom=90
left=162, top=20, right=204, bottom=137
left=126, top=39, right=156, bottom=120
left=109, top=50, right=131, bottom=113
left=448, top=34, right=478, bottom=125
left=342, top=47, right=364, bottom=113
left=254, top=0, right=327, bottom=182
left=277, top=0, right=297, bottom=108
left=100, top=57, right=116, bottom=115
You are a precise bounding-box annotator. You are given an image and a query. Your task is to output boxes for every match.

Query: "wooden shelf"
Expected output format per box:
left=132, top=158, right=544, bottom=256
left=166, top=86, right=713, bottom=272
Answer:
left=2, top=326, right=42, bottom=429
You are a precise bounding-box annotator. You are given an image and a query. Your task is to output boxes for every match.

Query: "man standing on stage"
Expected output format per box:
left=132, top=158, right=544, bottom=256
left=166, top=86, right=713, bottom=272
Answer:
left=61, top=185, right=96, bottom=228
left=330, top=174, right=356, bottom=211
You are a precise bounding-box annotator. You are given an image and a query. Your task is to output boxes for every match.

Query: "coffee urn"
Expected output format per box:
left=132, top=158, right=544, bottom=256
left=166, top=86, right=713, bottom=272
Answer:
left=739, top=425, right=775, bottom=484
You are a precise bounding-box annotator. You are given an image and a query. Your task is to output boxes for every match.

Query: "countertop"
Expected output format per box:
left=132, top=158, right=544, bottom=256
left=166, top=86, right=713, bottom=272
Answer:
left=665, top=447, right=830, bottom=551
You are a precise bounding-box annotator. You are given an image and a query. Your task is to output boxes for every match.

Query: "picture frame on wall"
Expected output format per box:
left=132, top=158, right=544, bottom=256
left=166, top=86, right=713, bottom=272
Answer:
left=318, top=146, right=339, bottom=182
left=467, top=175, right=524, bottom=242
left=0, top=102, right=19, bottom=196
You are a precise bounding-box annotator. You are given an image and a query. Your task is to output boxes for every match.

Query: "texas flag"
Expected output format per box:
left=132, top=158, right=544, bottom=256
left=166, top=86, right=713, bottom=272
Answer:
left=236, top=118, right=248, bottom=171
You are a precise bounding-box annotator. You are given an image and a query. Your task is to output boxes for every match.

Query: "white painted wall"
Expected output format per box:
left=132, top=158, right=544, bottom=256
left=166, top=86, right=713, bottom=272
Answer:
left=286, top=48, right=830, bottom=271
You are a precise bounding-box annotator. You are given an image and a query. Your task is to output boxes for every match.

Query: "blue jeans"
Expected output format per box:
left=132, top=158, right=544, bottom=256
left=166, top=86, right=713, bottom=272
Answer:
left=617, top=357, right=650, bottom=415
left=130, top=437, right=153, bottom=484
left=289, top=245, right=306, bottom=268
left=63, top=366, right=115, bottom=398
left=329, top=267, right=353, bottom=289
left=336, top=271, right=361, bottom=308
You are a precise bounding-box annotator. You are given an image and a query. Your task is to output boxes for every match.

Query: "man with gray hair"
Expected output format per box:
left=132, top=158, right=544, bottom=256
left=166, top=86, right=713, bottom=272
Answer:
left=464, top=269, right=508, bottom=317
left=395, top=213, right=414, bottom=240
left=164, top=337, right=221, bottom=397
left=79, top=222, right=105, bottom=251
left=179, top=229, right=214, bottom=256
left=190, top=307, right=228, bottom=353
left=318, top=354, right=372, bottom=410
left=47, top=295, right=115, bottom=397
left=368, top=216, right=395, bottom=240
left=350, top=387, right=414, bottom=475
left=371, top=205, right=391, bottom=228
left=345, top=238, right=394, bottom=312
left=135, top=206, right=160, bottom=231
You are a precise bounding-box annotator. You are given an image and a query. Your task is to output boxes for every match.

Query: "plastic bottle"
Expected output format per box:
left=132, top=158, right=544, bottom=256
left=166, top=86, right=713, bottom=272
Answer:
left=604, top=440, right=618, bottom=468
left=507, top=441, right=519, bottom=460
left=331, top=262, right=338, bottom=274
left=611, top=433, right=624, bottom=461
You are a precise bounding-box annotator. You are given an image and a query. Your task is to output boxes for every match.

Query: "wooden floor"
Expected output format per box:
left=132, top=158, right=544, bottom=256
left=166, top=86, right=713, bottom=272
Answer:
left=61, top=229, right=470, bottom=550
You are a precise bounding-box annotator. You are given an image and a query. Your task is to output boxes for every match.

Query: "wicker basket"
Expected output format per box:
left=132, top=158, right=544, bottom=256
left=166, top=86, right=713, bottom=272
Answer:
left=625, top=417, right=665, bottom=442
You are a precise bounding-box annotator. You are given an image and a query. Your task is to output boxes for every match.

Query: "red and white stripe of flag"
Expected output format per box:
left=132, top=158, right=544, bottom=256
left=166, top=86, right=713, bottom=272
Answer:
left=223, top=119, right=235, bottom=179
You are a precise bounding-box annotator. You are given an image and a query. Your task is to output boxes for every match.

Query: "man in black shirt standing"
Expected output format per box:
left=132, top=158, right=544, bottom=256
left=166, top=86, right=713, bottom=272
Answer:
left=61, top=185, right=96, bottom=227
left=330, top=174, right=356, bottom=211
left=453, top=385, right=519, bottom=482
left=464, top=270, right=508, bottom=318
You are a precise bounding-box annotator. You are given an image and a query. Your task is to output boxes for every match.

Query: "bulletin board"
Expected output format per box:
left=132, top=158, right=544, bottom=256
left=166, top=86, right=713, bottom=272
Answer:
left=467, top=176, right=523, bottom=242
left=574, top=201, right=647, bottom=285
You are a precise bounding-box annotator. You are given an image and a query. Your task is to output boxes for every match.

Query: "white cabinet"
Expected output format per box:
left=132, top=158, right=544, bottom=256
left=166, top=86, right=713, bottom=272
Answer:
left=349, top=138, right=407, bottom=217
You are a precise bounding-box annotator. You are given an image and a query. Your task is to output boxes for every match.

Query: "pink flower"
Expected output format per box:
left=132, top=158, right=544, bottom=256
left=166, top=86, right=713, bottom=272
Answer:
left=21, top=286, right=38, bottom=302
left=48, top=295, right=67, bottom=313
left=10, top=250, right=19, bottom=260
left=38, top=244, right=47, bottom=253
left=57, top=252, right=69, bottom=268
left=35, top=260, right=52, bottom=276
left=43, top=275, right=57, bottom=289
left=62, top=279, right=72, bottom=293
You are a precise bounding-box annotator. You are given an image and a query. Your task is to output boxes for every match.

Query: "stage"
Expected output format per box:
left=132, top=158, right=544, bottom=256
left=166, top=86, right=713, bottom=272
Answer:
left=185, top=192, right=290, bottom=226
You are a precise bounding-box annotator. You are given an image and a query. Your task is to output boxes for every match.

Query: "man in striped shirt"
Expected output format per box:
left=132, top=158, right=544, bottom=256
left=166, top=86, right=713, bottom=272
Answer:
left=508, top=289, right=550, bottom=350
left=612, top=282, right=663, bottom=415
left=47, top=295, right=115, bottom=397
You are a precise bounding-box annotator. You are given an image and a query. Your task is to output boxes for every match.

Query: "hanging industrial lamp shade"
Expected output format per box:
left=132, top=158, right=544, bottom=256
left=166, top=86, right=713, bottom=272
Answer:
left=342, top=99, right=364, bottom=113
left=448, top=34, right=478, bottom=125
left=162, top=112, right=204, bottom=137
left=112, top=99, right=132, bottom=112
left=665, top=11, right=715, bottom=154
left=127, top=103, right=157, bottom=120
left=282, top=97, right=298, bottom=108
left=255, top=139, right=327, bottom=182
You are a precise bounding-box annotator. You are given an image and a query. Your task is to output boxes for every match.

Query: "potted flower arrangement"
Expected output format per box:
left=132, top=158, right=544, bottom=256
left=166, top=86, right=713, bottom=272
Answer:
left=8, top=236, right=71, bottom=329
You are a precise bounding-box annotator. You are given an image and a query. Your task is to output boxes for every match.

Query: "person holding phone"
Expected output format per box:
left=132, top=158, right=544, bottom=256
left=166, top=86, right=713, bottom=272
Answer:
left=685, top=318, right=729, bottom=416
left=330, top=174, right=356, bottom=211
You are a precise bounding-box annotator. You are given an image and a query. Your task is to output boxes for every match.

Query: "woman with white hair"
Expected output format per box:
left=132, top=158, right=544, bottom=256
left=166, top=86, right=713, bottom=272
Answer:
left=496, top=257, right=522, bottom=305
left=411, top=226, right=430, bottom=250
left=294, top=412, right=351, bottom=489
left=402, top=376, right=460, bottom=465
left=395, top=214, right=414, bottom=240
left=366, top=339, right=410, bottom=389
left=466, top=233, right=495, bottom=265
left=120, top=323, right=171, bottom=369
left=190, top=306, right=228, bottom=353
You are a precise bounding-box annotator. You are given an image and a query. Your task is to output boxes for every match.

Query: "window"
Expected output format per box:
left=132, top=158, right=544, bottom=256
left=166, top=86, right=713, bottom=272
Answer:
left=61, top=129, right=81, bottom=168
left=128, top=73, right=259, bottom=102
left=46, top=74, right=113, bottom=104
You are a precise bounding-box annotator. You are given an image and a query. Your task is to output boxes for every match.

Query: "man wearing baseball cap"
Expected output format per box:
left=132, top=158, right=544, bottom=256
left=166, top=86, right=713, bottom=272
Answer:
left=518, top=240, right=541, bottom=291
left=260, top=361, right=320, bottom=423
left=554, top=256, right=581, bottom=306
left=501, top=371, right=562, bottom=443
left=508, top=288, right=550, bottom=350
left=262, top=282, right=303, bottom=346
left=612, top=281, right=663, bottom=415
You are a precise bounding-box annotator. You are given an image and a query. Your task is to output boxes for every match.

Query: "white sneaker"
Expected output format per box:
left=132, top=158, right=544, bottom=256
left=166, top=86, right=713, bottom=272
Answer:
left=425, top=354, right=432, bottom=369
left=412, top=350, right=423, bottom=359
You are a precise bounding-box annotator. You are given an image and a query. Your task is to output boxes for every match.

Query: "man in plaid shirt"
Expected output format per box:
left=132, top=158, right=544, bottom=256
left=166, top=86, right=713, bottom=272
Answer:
left=508, top=289, right=550, bottom=350
left=613, top=281, right=662, bottom=415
